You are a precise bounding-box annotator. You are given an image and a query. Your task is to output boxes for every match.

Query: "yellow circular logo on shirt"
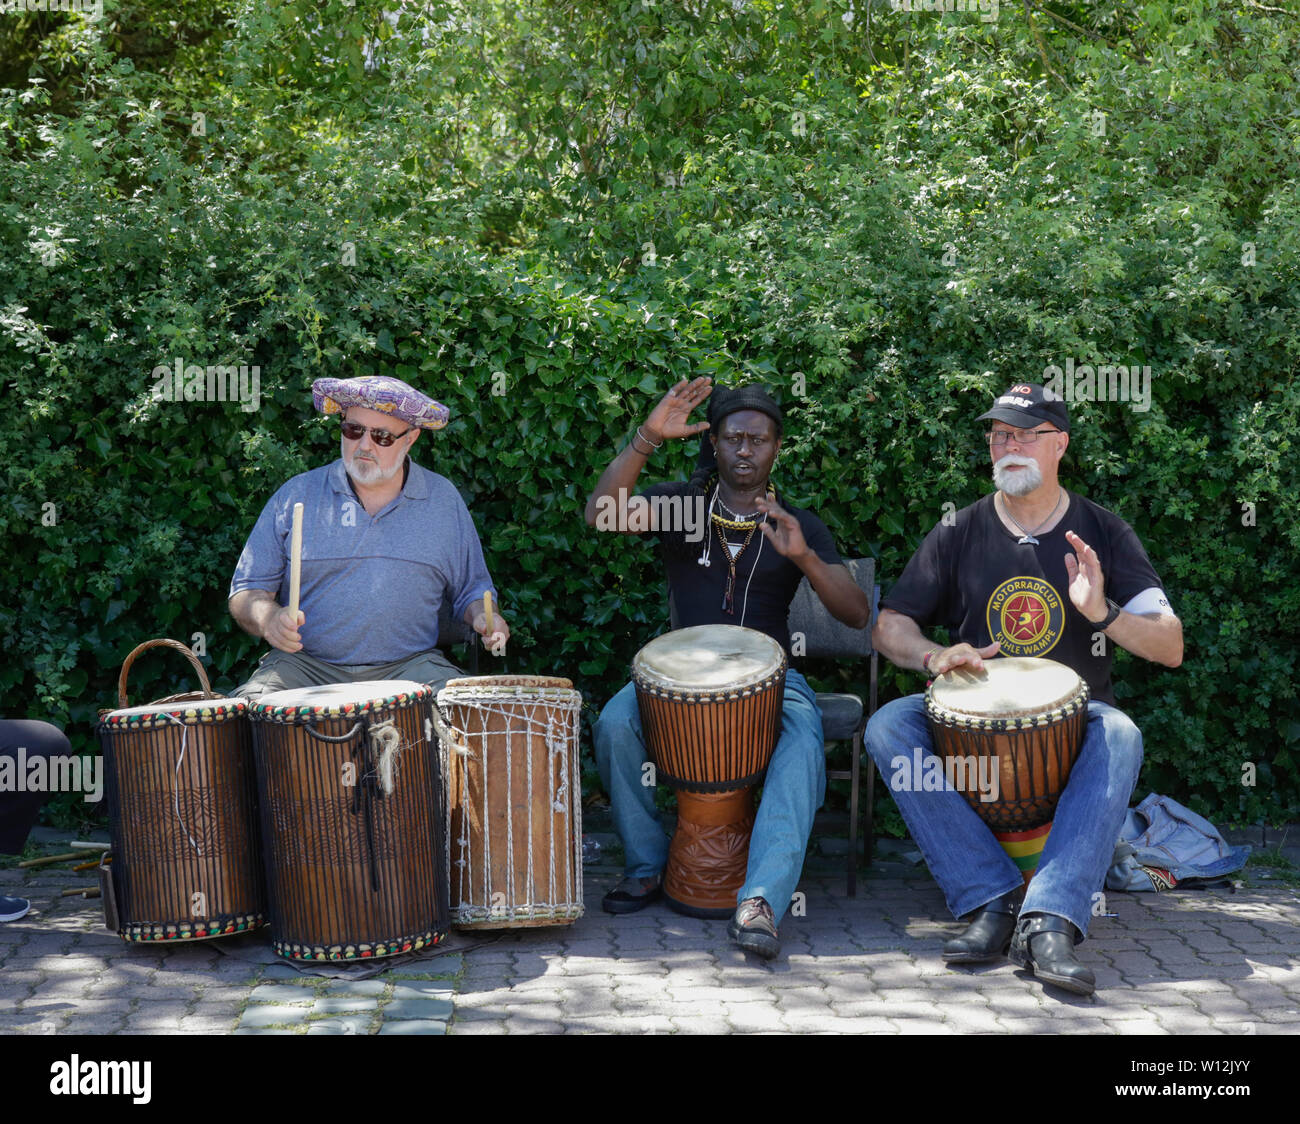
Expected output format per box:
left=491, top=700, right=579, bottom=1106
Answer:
left=986, top=576, right=1064, bottom=657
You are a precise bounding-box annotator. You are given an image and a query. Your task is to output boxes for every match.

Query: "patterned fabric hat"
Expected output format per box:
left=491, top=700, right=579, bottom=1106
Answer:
left=311, top=375, right=450, bottom=431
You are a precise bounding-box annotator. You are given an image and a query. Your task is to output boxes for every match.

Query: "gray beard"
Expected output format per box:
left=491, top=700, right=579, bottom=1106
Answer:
left=344, top=446, right=402, bottom=486
left=993, top=455, right=1042, bottom=497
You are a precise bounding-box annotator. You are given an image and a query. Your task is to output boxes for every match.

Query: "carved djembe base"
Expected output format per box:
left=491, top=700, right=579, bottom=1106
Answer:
left=663, top=789, right=757, bottom=919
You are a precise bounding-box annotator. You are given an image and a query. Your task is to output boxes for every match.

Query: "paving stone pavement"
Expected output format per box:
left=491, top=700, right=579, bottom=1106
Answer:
left=2, top=847, right=1298, bottom=1035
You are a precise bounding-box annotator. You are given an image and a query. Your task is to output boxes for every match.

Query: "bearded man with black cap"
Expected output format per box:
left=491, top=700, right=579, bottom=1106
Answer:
left=228, top=375, right=510, bottom=699
left=585, top=378, right=870, bottom=959
left=865, top=383, right=1182, bottom=995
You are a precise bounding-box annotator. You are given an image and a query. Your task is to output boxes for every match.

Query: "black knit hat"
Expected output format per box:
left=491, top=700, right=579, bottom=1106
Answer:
left=690, top=385, right=783, bottom=489
left=707, top=385, right=784, bottom=435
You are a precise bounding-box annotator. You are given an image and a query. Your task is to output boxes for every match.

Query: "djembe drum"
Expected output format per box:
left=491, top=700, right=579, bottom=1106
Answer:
left=435, top=676, right=584, bottom=929
left=925, top=656, right=1090, bottom=883
left=248, top=681, right=448, bottom=961
left=97, top=638, right=266, bottom=943
left=631, top=625, right=786, bottom=918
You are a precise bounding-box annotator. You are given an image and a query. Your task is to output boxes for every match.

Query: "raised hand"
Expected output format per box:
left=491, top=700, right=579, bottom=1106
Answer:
left=642, top=377, right=713, bottom=442
left=754, top=496, right=807, bottom=560
left=1063, top=530, right=1108, bottom=621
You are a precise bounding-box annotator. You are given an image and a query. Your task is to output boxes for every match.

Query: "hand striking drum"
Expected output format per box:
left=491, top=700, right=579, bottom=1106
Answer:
left=925, top=657, right=1089, bottom=883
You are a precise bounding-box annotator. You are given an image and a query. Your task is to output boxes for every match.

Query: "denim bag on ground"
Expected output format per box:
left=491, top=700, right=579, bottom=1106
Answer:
left=1106, top=792, right=1251, bottom=891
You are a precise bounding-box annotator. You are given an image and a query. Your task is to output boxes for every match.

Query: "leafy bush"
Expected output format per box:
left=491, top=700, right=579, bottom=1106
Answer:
left=2, top=0, right=1296, bottom=833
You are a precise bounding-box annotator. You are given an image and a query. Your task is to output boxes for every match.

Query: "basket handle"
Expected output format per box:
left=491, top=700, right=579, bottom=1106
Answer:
left=117, top=638, right=215, bottom=709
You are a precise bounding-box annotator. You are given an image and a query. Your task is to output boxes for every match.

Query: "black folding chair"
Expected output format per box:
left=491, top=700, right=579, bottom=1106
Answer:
left=786, top=558, right=880, bottom=896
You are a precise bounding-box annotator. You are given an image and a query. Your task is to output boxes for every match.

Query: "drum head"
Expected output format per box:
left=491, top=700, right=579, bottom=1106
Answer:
left=251, top=680, right=431, bottom=718
left=632, top=625, right=785, bottom=692
left=442, top=675, right=574, bottom=691
left=100, top=698, right=245, bottom=729
left=928, top=657, right=1084, bottom=720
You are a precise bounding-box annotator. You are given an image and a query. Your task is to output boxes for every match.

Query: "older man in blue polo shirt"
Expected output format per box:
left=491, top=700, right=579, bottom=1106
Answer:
left=229, top=376, right=509, bottom=699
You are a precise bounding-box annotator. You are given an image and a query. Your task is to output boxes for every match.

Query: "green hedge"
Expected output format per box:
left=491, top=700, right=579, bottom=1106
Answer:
left=2, top=0, right=1297, bottom=833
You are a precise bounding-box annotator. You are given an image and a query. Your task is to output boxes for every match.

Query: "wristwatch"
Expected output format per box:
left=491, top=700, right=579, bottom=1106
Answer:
left=1087, top=598, right=1122, bottom=631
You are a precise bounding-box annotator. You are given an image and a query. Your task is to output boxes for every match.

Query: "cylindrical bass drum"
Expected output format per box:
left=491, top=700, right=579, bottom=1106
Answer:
left=97, top=639, right=266, bottom=943
left=436, top=676, right=584, bottom=929
left=925, top=656, right=1090, bottom=883
left=248, top=681, right=449, bottom=961
left=631, top=625, right=786, bottom=919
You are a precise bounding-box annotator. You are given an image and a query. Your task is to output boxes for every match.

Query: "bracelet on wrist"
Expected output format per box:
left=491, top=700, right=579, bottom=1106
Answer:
left=922, top=648, right=941, bottom=672
left=636, top=426, right=663, bottom=451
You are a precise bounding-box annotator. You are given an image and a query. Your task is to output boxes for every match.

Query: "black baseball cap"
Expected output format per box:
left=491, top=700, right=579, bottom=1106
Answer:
left=977, top=383, right=1070, bottom=433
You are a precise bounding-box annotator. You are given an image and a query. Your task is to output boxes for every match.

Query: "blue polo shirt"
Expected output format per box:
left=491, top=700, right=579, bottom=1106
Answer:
left=229, top=458, right=497, bottom=664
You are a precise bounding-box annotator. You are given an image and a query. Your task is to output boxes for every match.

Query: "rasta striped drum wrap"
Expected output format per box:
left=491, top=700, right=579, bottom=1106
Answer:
left=631, top=625, right=787, bottom=919
left=97, top=639, right=266, bottom=943
left=248, top=681, right=449, bottom=961
left=435, top=676, right=584, bottom=929
left=925, top=656, right=1090, bottom=884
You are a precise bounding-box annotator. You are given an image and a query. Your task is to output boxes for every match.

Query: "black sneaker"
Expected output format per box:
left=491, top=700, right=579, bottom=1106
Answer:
left=727, top=897, right=779, bottom=959
left=601, top=875, right=662, bottom=915
left=0, top=896, right=31, bottom=922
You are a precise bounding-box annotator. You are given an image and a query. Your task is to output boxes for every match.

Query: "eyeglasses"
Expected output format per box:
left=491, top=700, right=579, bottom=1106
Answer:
left=341, top=420, right=414, bottom=446
left=986, top=427, right=1059, bottom=447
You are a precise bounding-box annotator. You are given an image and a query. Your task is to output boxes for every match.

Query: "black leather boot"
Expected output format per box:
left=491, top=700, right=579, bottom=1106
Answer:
left=1009, top=912, right=1096, bottom=996
left=942, top=888, right=1023, bottom=963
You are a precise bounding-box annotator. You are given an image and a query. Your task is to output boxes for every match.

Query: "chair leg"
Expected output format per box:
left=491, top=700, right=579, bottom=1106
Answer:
left=848, top=728, right=861, bottom=897
left=864, top=755, right=876, bottom=866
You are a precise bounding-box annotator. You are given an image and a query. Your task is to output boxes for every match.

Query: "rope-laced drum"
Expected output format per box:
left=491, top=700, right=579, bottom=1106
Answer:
left=248, top=680, right=449, bottom=961
left=631, top=625, right=786, bottom=918
left=97, top=639, right=266, bottom=942
left=925, top=656, right=1090, bottom=883
left=436, top=676, right=584, bottom=929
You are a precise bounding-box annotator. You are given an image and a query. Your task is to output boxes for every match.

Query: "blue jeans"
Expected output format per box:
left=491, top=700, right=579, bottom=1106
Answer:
left=864, top=694, right=1142, bottom=938
left=594, top=669, right=825, bottom=924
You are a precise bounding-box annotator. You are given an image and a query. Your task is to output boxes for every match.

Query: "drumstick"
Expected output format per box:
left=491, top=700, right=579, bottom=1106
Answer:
left=483, top=591, right=494, bottom=637
left=288, top=502, right=304, bottom=620
left=17, top=850, right=102, bottom=868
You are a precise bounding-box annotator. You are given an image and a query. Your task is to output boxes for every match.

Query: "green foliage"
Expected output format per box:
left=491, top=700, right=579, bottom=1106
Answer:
left=2, top=0, right=1297, bottom=830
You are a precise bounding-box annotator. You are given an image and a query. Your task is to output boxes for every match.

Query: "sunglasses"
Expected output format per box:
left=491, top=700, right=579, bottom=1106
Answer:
left=341, top=420, right=415, bottom=447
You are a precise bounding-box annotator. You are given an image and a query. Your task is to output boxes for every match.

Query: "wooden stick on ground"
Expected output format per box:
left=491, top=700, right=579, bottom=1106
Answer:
left=18, top=850, right=102, bottom=869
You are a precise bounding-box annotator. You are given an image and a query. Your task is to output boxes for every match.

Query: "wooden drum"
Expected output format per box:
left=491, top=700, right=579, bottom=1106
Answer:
left=631, top=625, right=786, bottom=918
left=436, top=676, right=584, bottom=929
left=249, top=681, right=449, bottom=961
left=925, top=656, right=1090, bottom=883
left=97, top=639, right=266, bottom=943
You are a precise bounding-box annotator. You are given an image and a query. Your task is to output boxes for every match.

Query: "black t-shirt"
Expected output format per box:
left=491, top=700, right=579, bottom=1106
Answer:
left=881, top=490, right=1166, bottom=705
left=640, top=481, right=843, bottom=657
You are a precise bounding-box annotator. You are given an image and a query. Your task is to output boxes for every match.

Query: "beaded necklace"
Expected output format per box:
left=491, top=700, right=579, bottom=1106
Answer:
left=705, top=478, right=776, bottom=614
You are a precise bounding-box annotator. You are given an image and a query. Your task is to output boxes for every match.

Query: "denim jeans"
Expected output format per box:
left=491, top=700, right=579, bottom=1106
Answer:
left=594, top=669, right=825, bottom=924
left=864, top=694, right=1142, bottom=938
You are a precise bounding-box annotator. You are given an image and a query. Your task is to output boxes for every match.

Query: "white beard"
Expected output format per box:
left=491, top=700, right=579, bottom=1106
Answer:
left=993, top=454, right=1042, bottom=497
left=344, top=443, right=402, bottom=486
